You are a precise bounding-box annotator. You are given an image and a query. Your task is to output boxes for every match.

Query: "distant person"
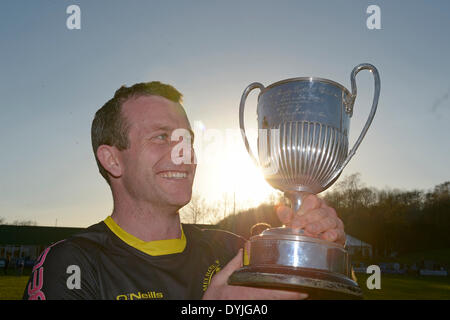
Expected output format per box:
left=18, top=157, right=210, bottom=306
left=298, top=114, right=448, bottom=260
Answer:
left=250, top=222, right=272, bottom=237
left=17, top=258, right=25, bottom=276
left=5, top=254, right=10, bottom=275
left=23, top=82, right=346, bottom=300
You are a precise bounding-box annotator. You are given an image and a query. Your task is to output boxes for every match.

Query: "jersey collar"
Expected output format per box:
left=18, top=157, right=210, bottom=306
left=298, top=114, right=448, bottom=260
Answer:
left=104, top=216, right=186, bottom=256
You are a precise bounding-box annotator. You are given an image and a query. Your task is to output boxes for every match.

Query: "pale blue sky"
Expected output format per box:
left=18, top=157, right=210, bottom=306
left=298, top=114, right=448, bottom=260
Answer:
left=1, top=0, right=449, bottom=227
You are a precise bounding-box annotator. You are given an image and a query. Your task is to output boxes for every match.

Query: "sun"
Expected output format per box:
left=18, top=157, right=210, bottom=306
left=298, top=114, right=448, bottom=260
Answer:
left=191, top=123, right=281, bottom=216
left=227, top=154, right=277, bottom=206
left=199, top=144, right=279, bottom=211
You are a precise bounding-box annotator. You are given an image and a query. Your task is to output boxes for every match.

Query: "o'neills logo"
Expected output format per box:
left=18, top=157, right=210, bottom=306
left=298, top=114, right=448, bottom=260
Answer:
left=116, top=291, right=164, bottom=300
left=202, top=260, right=221, bottom=292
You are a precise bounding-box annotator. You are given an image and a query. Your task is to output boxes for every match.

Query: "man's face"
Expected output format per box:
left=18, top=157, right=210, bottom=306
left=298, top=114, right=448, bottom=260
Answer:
left=118, top=95, right=196, bottom=209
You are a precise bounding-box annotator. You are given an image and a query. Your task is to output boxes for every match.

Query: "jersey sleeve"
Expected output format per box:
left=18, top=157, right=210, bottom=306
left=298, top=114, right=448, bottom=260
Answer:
left=22, top=239, right=99, bottom=300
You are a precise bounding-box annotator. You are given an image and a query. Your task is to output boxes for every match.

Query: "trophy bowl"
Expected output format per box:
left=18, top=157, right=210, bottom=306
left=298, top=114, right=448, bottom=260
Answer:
left=229, top=63, right=380, bottom=299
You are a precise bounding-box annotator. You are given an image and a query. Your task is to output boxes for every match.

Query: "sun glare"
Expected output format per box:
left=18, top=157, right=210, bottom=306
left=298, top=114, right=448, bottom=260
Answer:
left=222, top=153, right=277, bottom=208
left=194, top=140, right=279, bottom=213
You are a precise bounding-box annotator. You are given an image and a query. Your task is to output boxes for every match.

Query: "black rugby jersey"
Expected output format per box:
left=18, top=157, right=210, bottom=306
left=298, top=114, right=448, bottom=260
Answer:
left=23, top=217, right=246, bottom=300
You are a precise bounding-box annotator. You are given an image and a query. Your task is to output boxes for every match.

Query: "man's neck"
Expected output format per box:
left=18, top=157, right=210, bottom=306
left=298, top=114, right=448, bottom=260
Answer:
left=110, top=198, right=182, bottom=242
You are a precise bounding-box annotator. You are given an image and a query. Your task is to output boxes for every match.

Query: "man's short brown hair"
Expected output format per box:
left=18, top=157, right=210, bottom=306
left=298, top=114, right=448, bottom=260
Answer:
left=91, top=81, right=183, bottom=184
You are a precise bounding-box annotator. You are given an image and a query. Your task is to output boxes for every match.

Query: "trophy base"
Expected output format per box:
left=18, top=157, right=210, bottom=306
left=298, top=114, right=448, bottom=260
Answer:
left=228, top=227, right=362, bottom=300
left=229, top=265, right=362, bottom=300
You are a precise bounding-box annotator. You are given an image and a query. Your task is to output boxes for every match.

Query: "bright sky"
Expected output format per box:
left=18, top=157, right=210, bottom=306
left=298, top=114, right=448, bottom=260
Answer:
left=1, top=1, right=449, bottom=227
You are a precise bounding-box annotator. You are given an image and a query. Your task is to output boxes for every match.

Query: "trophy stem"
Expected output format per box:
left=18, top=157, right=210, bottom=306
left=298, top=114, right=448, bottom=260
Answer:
left=284, top=191, right=310, bottom=215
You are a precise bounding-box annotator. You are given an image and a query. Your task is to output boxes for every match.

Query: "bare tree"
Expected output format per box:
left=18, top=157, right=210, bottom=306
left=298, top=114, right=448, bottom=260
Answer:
left=333, top=173, right=369, bottom=210
left=11, top=219, right=37, bottom=226
left=204, top=203, right=222, bottom=225
left=182, top=194, right=207, bottom=224
left=221, top=192, right=230, bottom=220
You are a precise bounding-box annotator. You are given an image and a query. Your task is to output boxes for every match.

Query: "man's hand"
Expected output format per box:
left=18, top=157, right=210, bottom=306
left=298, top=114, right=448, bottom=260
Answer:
left=202, top=249, right=308, bottom=300
left=276, top=194, right=346, bottom=245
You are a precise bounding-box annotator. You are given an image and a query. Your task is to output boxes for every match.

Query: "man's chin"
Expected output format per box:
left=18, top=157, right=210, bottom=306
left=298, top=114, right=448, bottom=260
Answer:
left=162, top=191, right=192, bottom=208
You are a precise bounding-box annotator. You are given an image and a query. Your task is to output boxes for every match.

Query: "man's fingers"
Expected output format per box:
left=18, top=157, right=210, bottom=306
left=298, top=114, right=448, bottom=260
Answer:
left=276, top=205, right=293, bottom=225
left=304, top=215, right=338, bottom=235
left=276, top=194, right=322, bottom=225
left=291, top=208, right=329, bottom=229
left=297, top=194, right=321, bottom=216
left=320, top=228, right=346, bottom=245
left=214, top=249, right=243, bottom=283
left=276, top=195, right=346, bottom=245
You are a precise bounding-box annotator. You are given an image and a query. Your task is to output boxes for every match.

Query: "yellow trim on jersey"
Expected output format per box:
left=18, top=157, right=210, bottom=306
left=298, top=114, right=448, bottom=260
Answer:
left=243, top=247, right=250, bottom=266
left=104, top=216, right=186, bottom=256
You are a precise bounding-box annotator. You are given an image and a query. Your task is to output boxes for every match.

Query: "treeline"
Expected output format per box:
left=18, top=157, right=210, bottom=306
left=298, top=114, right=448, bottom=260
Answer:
left=0, top=217, right=37, bottom=226
left=216, top=202, right=283, bottom=239
left=214, top=173, right=450, bottom=258
left=323, top=173, right=450, bottom=257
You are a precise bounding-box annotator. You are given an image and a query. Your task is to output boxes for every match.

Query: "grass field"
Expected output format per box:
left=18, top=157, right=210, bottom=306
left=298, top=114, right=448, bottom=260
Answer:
left=357, top=273, right=450, bottom=300
left=0, top=276, right=29, bottom=300
left=1, top=273, right=449, bottom=300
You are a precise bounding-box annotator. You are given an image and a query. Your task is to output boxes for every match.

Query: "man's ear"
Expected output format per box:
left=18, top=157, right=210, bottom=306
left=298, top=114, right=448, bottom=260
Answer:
left=96, top=145, right=123, bottom=179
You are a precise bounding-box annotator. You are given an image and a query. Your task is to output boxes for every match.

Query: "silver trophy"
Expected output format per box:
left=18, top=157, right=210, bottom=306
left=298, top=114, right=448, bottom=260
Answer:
left=229, top=63, right=380, bottom=299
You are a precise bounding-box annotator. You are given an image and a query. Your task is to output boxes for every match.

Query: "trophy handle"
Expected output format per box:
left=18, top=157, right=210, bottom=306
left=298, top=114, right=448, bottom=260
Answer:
left=239, top=82, right=266, bottom=166
left=323, top=63, right=381, bottom=189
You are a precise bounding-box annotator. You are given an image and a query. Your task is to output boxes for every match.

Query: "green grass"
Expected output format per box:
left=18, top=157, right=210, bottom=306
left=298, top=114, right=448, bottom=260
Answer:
left=1, top=273, right=449, bottom=300
left=357, top=273, right=450, bottom=300
left=0, top=276, right=29, bottom=300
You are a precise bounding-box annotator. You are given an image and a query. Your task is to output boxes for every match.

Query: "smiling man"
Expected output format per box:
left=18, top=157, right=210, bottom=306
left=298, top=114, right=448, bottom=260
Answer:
left=23, top=81, right=345, bottom=300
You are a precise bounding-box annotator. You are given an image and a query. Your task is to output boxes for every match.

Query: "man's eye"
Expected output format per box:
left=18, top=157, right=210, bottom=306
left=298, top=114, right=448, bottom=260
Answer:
left=154, top=134, right=168, bottom=141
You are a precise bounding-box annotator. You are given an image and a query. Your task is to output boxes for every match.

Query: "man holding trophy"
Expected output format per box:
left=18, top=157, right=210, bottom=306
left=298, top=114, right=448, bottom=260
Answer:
left=24, top=62, right=378, bottom=299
